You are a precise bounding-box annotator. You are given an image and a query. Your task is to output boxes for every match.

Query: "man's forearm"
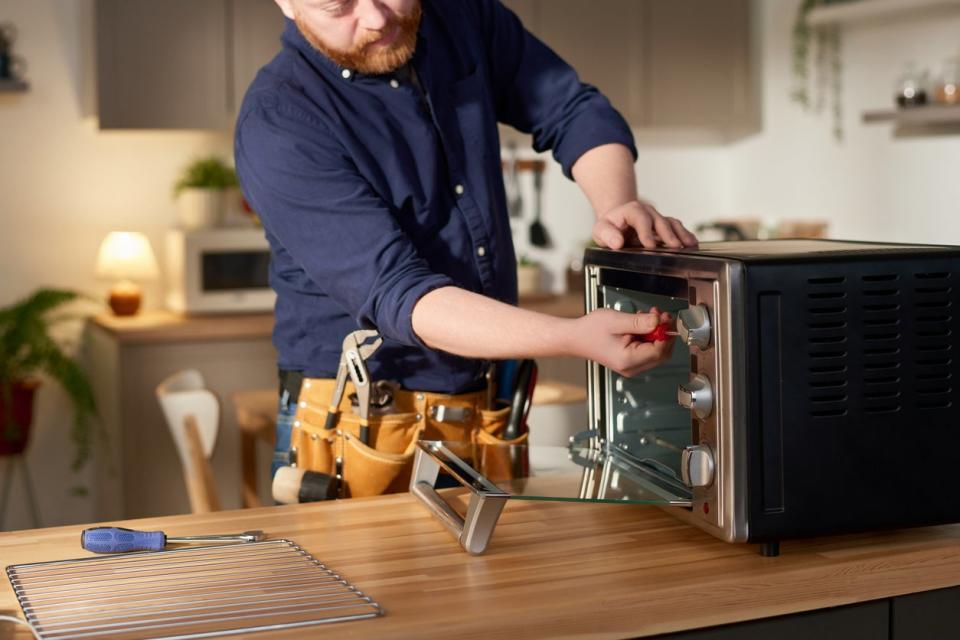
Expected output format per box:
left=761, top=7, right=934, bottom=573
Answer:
left=570, top=143, right=638, bottom=217
left=411, top=286, right=572, bottom=359
left=412, top=286, right=672, bottom=378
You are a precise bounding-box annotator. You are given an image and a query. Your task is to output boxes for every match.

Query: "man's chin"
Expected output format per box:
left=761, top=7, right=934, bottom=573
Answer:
left=353, top=49, right=415, bottom=75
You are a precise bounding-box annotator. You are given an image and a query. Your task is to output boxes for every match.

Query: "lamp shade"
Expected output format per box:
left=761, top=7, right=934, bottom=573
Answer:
left=95, top=232, right=159, bottom=281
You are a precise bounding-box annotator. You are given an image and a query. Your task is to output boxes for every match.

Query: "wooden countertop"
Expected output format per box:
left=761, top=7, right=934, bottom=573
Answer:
left=88, top=293, right=584, bottom=344
left=90, top=311, right=275, bottom=345
left=4, top=493, right=960, bottom=639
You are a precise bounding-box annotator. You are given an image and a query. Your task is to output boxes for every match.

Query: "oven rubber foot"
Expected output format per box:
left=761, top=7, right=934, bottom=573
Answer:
left=761, top=541, right=780, bottom=557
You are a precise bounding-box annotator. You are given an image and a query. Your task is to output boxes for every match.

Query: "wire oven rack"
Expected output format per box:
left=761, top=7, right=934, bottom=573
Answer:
left=5, top=539, right=383, bottom=639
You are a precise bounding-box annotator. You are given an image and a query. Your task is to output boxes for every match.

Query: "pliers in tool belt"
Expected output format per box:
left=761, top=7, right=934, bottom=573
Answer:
left=324, top=329, right=383, bottom=446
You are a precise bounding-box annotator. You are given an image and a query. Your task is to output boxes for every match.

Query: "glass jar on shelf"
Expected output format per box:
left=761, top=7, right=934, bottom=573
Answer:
left=894, top=62, right=929, bottom=108
left=932, top=55, right=960, bottom=105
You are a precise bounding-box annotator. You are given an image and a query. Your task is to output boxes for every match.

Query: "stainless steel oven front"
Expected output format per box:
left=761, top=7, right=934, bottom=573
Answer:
left=583, top=248, right=750, bottom=544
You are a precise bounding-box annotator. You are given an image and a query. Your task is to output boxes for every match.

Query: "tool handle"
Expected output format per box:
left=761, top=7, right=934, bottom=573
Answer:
left=324, top=407, right=340, bottom=430
left=81, top=527, right=166, bottom=553
left=359, top=420, right=370, bottom=446
left=640, top=323, right=672, bottom=343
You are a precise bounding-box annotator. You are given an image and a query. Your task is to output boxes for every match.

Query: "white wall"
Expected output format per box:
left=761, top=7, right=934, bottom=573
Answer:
left=0, top=0, right=230, bottom=530
left=728, top=0, right=960, bottom=242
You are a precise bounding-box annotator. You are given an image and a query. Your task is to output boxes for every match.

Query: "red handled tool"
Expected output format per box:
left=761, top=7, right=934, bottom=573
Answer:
left=639, top=323, right=679, bottom=343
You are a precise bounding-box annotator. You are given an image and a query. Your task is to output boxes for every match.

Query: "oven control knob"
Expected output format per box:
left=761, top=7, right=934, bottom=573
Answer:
left=677, top=305, right=712, bottom=350
left=681, top=444, right=715, bottom=488
left=677, top=374, right=713, bottom=419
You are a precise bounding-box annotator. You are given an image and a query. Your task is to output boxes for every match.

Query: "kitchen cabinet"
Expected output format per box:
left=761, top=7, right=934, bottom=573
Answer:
left=538, top=0, right=643, bottom=124
left=95, top=0, right=283, bottom=129
left=643, top=0, right=757, bottom=134
left=501, top=0, right=759, bottom=140
left=652, top=602, right=889, bottom=639
left=655, top=585, right=960, bottom=639
left=85, top=312, right=277, bottom=520
left=890, top=585, right=960, bottom=640
left=231, top=0, right=286, bottom=115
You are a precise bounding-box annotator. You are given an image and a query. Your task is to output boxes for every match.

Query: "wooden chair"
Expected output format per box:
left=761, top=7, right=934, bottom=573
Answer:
left=155, top=370, right=221, bottom=514
left=231, top=389, right=277, bottom=508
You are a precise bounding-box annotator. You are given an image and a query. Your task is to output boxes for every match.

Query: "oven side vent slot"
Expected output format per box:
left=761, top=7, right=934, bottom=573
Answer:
left=806, top=276, right=850, bottom=418
left=912, top=272, right=953, bottom=410
left=859, top=274, right=902, bottom=414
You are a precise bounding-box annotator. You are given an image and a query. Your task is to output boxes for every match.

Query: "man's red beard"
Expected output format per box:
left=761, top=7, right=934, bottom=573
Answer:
left=296, top=4, right=422, bottom=75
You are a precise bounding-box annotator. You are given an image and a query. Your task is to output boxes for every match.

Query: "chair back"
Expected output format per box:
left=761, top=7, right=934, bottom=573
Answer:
left=156, top=369, right=221, bottom=513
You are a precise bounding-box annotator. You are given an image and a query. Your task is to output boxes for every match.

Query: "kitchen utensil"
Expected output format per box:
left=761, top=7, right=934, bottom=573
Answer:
left=6, top=539, right=383, bottom=639
left=81, top=526, right=264, bottom=553
left=528, top=165, right=551, bottom=248
left=505, top=141, right=523, bottom=219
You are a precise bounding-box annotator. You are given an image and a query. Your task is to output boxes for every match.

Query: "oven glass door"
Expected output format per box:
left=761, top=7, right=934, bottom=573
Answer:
left=422, top=280, right=695, bottom=507
left=424, top=441, right=692, bottom=506
left=602, top=286, right=692, bottom=485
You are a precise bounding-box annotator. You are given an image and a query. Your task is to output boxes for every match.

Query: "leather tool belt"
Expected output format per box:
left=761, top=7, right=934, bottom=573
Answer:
left=290, top=377, right=528, bottom=499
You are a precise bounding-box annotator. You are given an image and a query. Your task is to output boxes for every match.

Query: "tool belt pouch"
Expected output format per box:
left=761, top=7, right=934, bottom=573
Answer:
left=292, top=380, right=527, bottom=499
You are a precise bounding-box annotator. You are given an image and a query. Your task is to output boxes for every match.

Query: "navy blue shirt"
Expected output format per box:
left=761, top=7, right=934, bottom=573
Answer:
left=235, top=0, right=636, bottom=393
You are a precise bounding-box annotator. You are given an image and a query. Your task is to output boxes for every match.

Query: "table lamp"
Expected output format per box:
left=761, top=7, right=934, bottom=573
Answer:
left=95, top=231, right=159, bottom=316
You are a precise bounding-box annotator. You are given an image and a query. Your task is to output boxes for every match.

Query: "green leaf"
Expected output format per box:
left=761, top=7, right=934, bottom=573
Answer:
left=0, top=288, right=101, bottom=471
left=173, top=156, right=239, bottom=197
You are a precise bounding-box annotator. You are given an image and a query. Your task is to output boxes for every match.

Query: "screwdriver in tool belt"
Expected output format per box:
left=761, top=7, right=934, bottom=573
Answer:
left=81, top=527, right=264, bottom=554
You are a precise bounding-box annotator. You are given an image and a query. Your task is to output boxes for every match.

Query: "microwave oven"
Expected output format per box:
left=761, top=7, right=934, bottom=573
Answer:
left=411, top=239, right=960, bottom=556
left=165, top=228, right=275, bottom=314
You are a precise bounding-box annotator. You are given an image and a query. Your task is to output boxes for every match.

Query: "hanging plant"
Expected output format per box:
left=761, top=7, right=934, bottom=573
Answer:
left=791, top=0, right=846, bottom=141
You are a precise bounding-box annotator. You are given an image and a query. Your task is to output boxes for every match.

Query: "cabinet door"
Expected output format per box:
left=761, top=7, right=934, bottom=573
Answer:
left=538, top=0, right=643, bottom=124
left=96, top=0, right=230, bottom=129
left=642, top=0, right=756, bottom=131
left=651, top=600, right=889, bottom=640
left=891, top=586, right=960, bottom=640
left=231, top=0, right=285, bottom=117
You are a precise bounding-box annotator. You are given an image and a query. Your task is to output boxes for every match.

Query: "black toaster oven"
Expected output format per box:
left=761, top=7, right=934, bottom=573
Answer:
left=412, top=240, right=960, bottom=556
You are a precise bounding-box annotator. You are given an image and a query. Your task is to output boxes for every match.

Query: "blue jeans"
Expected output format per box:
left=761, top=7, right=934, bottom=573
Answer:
left=272, top=389, right=297, bottom=479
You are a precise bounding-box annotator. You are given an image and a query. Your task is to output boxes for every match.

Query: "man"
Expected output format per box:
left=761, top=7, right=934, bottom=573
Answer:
left=235, top=0, right=699, bottom=483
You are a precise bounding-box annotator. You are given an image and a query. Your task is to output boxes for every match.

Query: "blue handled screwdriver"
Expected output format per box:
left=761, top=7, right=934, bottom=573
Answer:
left=81, top=527, right=264, bottom=554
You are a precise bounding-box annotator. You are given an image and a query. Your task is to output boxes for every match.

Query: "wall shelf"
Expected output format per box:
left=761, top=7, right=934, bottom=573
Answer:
left=863, top=104, right=960, bottom=124
left=0, top=79, right=29, bottom=92
left=807, top=0, right=960, bottom=27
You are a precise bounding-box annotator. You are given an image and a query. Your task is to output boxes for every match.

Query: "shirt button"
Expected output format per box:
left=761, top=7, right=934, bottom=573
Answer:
left=477, top=246, right=486, bottom=257
left=454, top=184, right=465, bottom=196
left=389, top=79, right=400, bottom=89
left=341, top=69, right=352, bottom=79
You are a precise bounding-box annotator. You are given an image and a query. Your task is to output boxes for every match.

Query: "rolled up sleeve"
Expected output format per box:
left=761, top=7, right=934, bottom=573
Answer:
left=479, top=0, right=637, bottom=178
left=236, top=102, right=454, bottom=347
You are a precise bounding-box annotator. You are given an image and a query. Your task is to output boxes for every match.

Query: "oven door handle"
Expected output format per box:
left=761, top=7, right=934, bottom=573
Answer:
left=410, top=443, right=509, bottom=555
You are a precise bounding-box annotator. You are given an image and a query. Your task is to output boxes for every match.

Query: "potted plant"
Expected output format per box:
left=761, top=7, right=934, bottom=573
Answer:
left=517, top=255, right=542, bottom=297
left=173, top=156, right=239, bottom=230
left=0, top=289, right=98, bottom=470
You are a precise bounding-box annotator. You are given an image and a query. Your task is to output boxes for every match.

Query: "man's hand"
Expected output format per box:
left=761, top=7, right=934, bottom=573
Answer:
left=565, top=306, right=676, bottom=378
left=593, top=200, right=699, bottom=250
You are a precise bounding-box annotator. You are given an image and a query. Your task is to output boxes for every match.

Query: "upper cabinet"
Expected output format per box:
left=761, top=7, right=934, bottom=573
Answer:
left=538, top=0, right=645, bottom=125
left=231, top=0, right=287, bottom=116
left=642, top=0, right=757, bottom=135
left=502, top=0, right=759, bottom=140
left=95, top=0, right=284, bottom=130
left=96, top=0, right=757, bottom=138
